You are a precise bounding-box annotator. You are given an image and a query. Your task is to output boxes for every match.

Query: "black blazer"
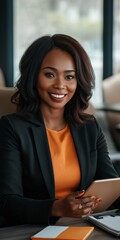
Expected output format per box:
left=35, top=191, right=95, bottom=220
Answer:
left=0, top=112, right=119, bottom=225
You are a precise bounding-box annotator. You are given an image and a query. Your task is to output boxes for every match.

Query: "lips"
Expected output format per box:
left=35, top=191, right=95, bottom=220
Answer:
left=49, top=92, right=67, bottom=101
left=50, top=93, right=66, bottom=98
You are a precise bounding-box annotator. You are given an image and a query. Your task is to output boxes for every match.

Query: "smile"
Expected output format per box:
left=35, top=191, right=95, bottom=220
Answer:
left=49, top=93, right=66, bottom=99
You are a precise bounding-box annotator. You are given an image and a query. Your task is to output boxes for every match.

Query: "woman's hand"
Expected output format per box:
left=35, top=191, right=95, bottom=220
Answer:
left=51, top=190, right=102, bottom=218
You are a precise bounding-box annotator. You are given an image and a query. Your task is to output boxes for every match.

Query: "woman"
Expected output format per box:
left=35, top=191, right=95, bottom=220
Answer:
left=0, top=34, right=119, bottom=226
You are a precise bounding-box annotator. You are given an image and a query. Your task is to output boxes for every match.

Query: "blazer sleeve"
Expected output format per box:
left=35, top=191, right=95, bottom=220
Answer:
left=0, top=116, right=54, bottom=225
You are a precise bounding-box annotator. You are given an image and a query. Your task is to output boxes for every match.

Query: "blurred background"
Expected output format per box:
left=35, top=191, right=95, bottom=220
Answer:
left=0, top=0, right=120, bottom=154
left=0, top=0, right=120, bottom=106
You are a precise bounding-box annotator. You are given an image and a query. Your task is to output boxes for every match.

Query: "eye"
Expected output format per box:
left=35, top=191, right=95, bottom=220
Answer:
left=65, top=75, right=75, bottom=80
left=45, top=72, right=55, bottom=78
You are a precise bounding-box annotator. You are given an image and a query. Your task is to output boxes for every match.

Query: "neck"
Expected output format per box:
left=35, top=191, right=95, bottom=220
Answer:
left=40, top=106, right=66, bottom=131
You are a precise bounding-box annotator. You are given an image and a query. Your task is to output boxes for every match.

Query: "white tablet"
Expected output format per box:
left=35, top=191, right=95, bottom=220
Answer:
left=83, top=178, right=120, bottom=212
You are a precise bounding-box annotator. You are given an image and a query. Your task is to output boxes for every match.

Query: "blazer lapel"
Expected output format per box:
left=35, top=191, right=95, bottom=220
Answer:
left=29, top=113, right=55, bottom=199
left=70, top=124, right=90, bottom=190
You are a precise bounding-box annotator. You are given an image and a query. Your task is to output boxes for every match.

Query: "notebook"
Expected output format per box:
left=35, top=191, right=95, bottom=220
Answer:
left=31, top=226, right=94, bottom=240
left=87, top=209, right=120, bottom=237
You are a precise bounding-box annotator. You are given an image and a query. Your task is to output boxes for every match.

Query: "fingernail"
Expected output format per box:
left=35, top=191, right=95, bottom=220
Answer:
left=91, top=196, right=96, bottom=201
left=80, top=190, right=85, bottom=194
left=76, top=190, right=85, bottom=198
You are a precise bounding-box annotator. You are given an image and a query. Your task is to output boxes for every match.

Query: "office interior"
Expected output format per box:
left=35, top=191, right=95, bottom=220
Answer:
left=0, top=0, right=120, bottom=167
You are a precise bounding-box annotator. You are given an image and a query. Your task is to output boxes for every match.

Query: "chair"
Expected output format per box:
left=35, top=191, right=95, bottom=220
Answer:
left=0, top=87, right=16, bottom=116
left=103, top=73, right=120, bottom=150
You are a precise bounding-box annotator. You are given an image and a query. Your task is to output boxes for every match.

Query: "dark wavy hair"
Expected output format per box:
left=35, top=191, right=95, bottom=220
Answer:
left=12, top=34, right=95, bottom=124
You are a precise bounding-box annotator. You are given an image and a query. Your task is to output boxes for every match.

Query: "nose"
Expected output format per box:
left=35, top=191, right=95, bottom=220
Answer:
left=53, top=76, right=65, bottom=89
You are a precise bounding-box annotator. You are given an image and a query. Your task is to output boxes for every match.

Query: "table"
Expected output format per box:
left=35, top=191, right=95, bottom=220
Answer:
left=0, top=216, right=119, bottom=240
left=0, top=224, right=43, bottom=240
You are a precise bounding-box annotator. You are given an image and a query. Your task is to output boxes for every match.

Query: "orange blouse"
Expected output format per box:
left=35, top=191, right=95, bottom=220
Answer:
left=46, top=125, right=81, bottom=199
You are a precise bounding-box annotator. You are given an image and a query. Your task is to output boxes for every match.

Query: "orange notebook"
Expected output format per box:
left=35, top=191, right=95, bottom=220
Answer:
left=31, top=226, right=94, bottom=240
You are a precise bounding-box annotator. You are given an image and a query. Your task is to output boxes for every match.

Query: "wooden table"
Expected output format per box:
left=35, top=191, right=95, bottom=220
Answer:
left=0, top=216, right=119, bottom=240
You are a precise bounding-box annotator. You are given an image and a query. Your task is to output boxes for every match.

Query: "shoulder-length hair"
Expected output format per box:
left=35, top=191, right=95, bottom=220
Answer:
left=12, top=34, right=95, bottom=124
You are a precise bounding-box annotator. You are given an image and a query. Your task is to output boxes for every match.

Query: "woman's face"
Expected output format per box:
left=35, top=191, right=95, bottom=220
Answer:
left=37, top=48, right=77, bottom=111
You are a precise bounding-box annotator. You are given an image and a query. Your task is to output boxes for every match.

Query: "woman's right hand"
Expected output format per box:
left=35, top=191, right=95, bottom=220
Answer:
left=51, top=190, right=102, bottom=218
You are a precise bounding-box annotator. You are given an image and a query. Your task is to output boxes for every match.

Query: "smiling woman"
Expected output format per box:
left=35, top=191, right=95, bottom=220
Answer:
left=11, top=34, right=95, bottom=124
left=0, top=34, right=119, bottom=227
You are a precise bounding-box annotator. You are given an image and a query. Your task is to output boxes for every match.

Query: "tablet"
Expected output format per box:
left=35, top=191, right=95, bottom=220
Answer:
left=83, top=178, right=120, bottom=212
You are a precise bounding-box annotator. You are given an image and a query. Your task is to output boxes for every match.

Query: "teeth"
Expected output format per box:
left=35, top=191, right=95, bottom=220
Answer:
left=50, top=94, right=65, bottom=98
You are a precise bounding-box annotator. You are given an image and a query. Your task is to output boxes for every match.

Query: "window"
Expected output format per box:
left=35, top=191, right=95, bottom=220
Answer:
left=14, top=0, right=103, bottom=105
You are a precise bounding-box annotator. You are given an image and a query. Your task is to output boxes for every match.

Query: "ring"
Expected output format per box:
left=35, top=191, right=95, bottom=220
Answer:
left=78, top=204, right=82, bottom=209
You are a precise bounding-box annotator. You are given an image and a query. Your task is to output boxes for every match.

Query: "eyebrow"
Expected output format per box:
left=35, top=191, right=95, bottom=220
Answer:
left=41, top=66, right=75, bottom=73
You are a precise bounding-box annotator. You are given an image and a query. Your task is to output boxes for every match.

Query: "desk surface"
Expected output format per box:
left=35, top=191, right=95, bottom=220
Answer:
left=0, top=224, right=43, bottom=240
left=0, top=217, right=119, bottom=240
